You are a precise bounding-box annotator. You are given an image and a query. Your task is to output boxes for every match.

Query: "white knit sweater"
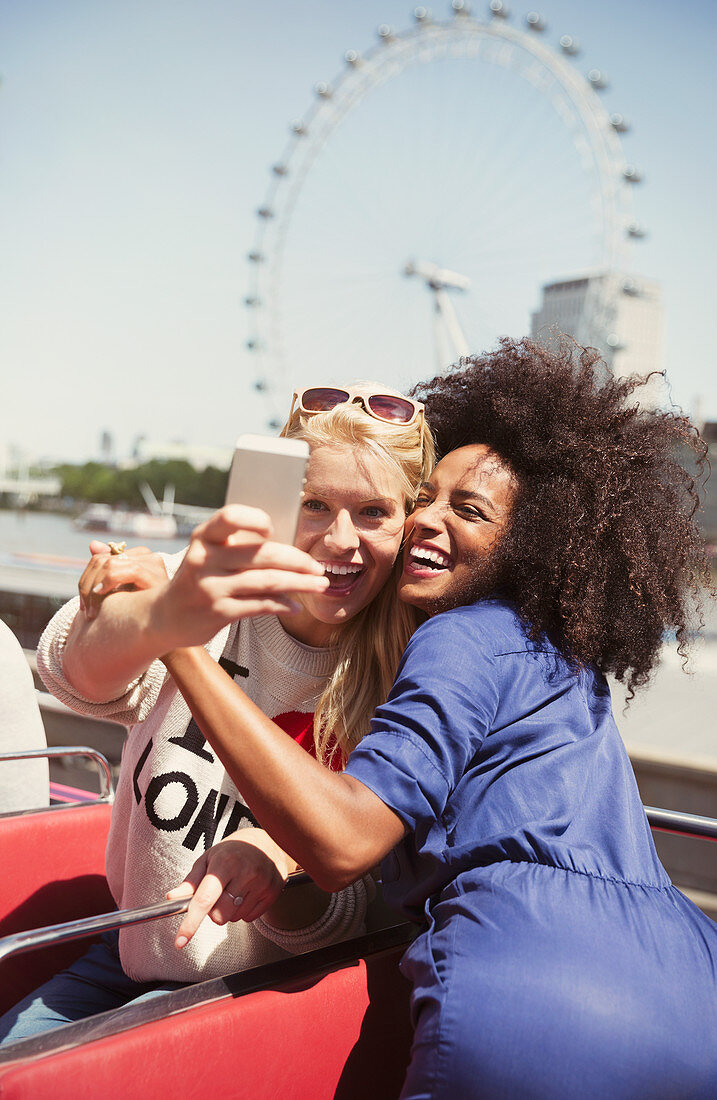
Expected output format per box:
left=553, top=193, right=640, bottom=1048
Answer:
left=37, top=557, right=371, bottom=983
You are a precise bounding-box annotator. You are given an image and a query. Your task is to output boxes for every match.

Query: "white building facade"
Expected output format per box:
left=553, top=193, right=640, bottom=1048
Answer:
left=530, top=272, right=664, bottom=392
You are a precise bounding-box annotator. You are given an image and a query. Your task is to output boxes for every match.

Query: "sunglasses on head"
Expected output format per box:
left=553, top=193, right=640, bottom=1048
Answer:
left=291, top=386, right=423, bottom=426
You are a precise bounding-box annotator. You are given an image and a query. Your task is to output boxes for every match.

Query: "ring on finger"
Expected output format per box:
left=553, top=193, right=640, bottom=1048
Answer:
left=225, top=889, right=244, bottom=907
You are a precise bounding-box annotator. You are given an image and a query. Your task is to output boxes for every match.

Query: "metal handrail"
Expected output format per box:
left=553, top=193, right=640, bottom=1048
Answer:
left=644, top=805, right=717, bottom=841
left=0, top=803, right=714, bottom=966
left=0, top=900, right=190, bottom=964
left=0, top=746, right=114, bottom=806
left=0, top=869, right=312, bottom=966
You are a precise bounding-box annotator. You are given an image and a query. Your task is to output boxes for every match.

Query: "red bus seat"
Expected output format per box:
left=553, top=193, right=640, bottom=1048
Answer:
left=2, top=804, right=713, bottom=1095
left=0, top=926, right=415, bottom=1100
left=0, top=802, right=113, bottom=1014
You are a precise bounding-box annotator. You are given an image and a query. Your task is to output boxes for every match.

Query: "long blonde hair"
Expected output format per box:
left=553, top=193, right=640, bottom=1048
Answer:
left=281, top=399, right=434, bottom=766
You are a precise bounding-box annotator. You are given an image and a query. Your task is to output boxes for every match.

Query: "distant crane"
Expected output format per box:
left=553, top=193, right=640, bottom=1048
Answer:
left=139, top=481, right=175, bottom=518
left=404, top=259, right=471, bottom=369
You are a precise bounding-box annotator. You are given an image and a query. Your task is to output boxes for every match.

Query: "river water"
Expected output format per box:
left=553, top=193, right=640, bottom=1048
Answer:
left=0, top=509, right=185, bottom=563
left=0, top=510, right=188, bottom=649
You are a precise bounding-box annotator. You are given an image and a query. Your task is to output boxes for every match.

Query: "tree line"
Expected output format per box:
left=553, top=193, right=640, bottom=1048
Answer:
left=53, top=459, right=229, bottom=510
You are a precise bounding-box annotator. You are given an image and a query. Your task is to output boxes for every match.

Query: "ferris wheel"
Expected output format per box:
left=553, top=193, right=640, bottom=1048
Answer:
left=246, top=2, right=645, bottom=427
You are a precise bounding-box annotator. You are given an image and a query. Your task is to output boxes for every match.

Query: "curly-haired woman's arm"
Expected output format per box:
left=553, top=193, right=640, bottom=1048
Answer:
left=163, top=645, right=406, bottom=894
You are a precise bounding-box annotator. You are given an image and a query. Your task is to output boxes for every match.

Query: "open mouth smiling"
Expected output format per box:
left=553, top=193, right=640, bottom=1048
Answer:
left=405, top=545, right=453, bottom=575
left=321, top=561, right=365, bottom=592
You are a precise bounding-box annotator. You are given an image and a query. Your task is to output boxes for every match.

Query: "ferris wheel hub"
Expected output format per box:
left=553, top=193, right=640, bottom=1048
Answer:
left=405, top=260, right=471, bottom=293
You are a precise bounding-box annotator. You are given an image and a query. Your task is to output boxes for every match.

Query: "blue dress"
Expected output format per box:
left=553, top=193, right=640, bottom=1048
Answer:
left=345, top=600, right=717, bottom=1099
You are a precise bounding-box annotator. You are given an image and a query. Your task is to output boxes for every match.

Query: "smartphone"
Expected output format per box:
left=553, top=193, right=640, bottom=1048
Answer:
left=225, top=434, right=310, bottom=545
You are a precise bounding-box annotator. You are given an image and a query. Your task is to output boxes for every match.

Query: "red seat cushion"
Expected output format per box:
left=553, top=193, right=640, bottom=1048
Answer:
left=0, top=803, right=113, bottom=1013
left=0, top=944, right=413, bottom=1099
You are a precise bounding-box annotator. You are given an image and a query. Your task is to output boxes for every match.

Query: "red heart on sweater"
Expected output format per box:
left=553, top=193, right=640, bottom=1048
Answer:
left=273, top=711, right=341, bottom=771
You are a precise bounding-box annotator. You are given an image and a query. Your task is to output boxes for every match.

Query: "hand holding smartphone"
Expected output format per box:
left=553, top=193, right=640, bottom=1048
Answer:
left=225, top=434, right=309, bottom=546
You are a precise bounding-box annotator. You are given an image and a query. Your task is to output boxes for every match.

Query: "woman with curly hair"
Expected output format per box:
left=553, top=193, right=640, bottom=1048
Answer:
left=137, top=338, right=715, bottom=1096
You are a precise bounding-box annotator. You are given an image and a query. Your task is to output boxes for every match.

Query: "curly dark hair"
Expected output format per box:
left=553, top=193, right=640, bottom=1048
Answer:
left=412, top=335, right=712, bottom=697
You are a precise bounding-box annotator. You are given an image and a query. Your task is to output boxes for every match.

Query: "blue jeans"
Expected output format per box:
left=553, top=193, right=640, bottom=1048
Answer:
left=0, top=931, right=186, bottom=1045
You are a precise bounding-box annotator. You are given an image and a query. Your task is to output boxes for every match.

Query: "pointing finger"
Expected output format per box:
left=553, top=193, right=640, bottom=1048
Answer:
left=174, top=872, right=225, bottom=948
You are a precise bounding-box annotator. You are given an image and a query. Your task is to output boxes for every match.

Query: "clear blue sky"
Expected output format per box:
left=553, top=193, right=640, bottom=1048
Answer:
left=2, top=0, right=715, bottom=464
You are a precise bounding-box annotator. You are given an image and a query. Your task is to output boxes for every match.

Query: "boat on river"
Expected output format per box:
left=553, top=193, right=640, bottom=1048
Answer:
left=73, top=481, right=210, bottom=541
left=74, top=503, right=180, bottom=541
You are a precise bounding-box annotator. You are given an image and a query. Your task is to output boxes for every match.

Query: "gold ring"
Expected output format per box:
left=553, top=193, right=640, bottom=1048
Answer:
left=108, top=542, right=127, bottom=556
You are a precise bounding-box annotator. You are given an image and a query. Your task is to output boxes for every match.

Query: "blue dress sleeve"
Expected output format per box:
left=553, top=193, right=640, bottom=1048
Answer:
left=345, top=609, right=499, bottom=835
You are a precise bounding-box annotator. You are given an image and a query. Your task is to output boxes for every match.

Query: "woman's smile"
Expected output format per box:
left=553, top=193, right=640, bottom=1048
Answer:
left=403, top=541, right=454, bottom=578
left=320, top=560, right=365, bottom=595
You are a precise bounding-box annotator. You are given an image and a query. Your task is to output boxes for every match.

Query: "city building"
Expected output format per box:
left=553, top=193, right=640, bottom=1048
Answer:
left=700, top=422, right=717, bottom=550
left=129, top=437, right=233, bottom=472
left=531, top=271, right=664, bottom=399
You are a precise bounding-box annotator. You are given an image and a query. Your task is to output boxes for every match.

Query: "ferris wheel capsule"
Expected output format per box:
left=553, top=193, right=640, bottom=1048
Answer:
left=344, top=49, right=361, bottom=66
left=413, top=6, right=432, bottom=22
left=623, top=165, right=644, bottom=183
left=489, top=0, right=510, bottom=18
left=587, top=69, right=609, bottom=90
left=451, top=0, right=471, bottom=15
left=559, top=35, right=580, bottom=55
left=377, top=25, right=395, bottom=42
left=525, top=12, right=546, bottom=32
left=609, top=113, right=630, bottom=133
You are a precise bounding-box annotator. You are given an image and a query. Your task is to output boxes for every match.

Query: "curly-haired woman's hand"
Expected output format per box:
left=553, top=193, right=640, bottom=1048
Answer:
left=78, top=542, right=168, bottom=620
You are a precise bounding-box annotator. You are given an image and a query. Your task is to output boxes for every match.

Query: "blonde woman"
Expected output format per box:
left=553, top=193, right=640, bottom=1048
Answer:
left=0, top=384, right=433, bottom=1044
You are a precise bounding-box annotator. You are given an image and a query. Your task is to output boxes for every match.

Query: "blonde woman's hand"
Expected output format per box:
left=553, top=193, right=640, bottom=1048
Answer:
left=166, top=828, right=296, bottom=948
left=152, top=505, right=329, bottom=649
